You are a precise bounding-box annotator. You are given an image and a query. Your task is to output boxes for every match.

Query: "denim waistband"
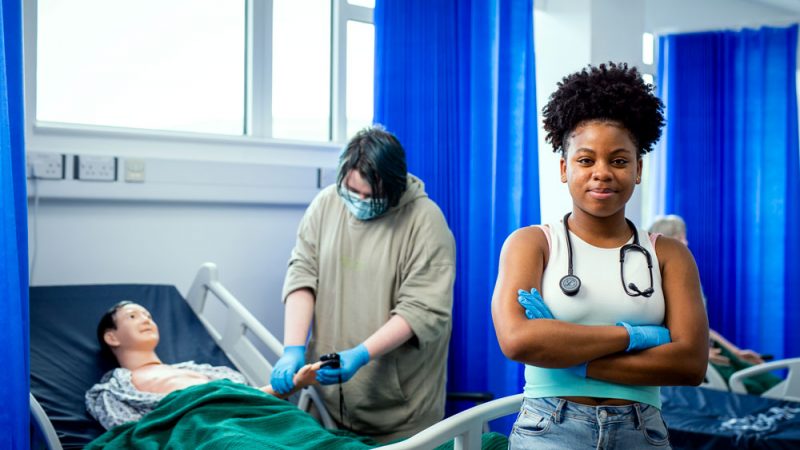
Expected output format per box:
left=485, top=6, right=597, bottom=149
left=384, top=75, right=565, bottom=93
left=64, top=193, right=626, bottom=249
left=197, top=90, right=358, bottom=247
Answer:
left=522, top=396, right=660, bottom=428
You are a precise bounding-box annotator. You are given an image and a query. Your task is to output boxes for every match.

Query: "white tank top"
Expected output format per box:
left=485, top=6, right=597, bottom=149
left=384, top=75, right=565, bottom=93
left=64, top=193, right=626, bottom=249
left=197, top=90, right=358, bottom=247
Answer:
left=522, top=217, right=666, bottom=407
left=539, top=219, right=665, bottom=326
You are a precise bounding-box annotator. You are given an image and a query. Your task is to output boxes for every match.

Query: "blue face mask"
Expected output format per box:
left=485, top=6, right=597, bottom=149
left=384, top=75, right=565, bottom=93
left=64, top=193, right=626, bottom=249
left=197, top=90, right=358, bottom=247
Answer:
left=338, top=188, right=388, bottom=221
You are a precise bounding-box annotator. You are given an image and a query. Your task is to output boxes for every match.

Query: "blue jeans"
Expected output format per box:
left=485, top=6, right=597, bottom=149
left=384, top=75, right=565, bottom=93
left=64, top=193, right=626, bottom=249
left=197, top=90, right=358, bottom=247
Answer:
left=509, top=397, right=672, bottom=449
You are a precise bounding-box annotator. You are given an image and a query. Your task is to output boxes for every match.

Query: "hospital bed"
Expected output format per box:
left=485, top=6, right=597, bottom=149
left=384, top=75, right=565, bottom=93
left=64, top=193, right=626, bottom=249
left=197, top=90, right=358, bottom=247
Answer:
left=702, top=353, right=800, bottom=403
left=29, top=263, right=507, bottom=450
left=729, top=358, right=800, bottom=402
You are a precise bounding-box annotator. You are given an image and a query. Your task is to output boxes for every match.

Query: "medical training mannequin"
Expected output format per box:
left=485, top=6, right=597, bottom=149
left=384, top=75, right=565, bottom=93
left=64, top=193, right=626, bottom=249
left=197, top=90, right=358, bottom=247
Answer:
left=492, top=63, right=709, bottom=449
left=649, top=215, right=781, bottom=395
left=86, top=301, right=322, bottom=429
left=271, top=125, right=456, bottom=441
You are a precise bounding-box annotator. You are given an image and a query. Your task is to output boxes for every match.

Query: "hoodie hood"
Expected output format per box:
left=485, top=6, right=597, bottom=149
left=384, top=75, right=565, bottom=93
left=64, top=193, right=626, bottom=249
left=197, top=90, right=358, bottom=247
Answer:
left=393, top=173, right=427, bottom=210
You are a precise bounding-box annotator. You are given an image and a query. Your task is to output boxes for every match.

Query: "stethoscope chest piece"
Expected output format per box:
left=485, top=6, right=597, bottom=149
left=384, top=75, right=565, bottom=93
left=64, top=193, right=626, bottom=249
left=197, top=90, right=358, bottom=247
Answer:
left=559, top=275, right=581, bottom=297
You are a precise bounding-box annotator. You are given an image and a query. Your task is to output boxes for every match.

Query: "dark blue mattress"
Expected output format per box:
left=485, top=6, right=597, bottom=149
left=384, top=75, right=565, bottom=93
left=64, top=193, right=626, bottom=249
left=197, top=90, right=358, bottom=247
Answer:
left=30, top=284, right=236, bottom=449
left=661, top=385, right=800, bottom=449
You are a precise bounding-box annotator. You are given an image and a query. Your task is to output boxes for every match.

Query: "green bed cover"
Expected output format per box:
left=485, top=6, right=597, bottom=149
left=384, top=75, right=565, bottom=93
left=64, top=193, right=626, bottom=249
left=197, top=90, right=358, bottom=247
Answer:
left=86, top=380, right=508, bottom=450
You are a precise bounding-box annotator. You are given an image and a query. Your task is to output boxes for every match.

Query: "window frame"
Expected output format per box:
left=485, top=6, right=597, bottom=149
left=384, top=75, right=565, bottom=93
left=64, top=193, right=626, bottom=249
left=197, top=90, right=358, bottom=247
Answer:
left=22, top=0, right=374, bottom=165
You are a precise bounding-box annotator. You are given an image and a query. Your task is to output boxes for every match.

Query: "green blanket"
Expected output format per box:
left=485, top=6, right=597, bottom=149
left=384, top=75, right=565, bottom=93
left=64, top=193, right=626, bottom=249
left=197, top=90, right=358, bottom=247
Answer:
left=711, top=343, right=782, bottom=395
left=87, top=380, right=508, bottom=450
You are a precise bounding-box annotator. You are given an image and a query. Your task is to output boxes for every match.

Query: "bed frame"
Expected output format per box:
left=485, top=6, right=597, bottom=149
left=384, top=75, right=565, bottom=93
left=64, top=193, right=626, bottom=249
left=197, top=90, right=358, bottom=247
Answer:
left=702, top=356, right=800, bottom=403
left=729, top=357, right=800, bottom=402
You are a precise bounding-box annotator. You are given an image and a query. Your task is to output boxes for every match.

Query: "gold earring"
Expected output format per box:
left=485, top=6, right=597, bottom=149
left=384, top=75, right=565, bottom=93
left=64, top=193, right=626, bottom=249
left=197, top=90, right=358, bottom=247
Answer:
left=636, top=177, right=641, bottom=183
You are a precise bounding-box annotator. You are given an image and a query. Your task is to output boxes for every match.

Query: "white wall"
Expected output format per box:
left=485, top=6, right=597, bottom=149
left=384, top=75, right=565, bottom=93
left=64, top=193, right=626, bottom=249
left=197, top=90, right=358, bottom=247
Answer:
left=24, top=132, right=338, bottom=343
left=645, top=0, right=799, bottom=33
left=28, top=198, right=303, bottom=341
left=534, top=0, right=799, bottom=227
left=533, top=0, right=592, bottom=227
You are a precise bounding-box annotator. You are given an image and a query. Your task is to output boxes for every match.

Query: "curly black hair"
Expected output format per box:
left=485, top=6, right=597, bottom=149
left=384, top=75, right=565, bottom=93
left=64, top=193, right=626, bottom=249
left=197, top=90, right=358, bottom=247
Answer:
left=542, top=62, right=664, bottom=157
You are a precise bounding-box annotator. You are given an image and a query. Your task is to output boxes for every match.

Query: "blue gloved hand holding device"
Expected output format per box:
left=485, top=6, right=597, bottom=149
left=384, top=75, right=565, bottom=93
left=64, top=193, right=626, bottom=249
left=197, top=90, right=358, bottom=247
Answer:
left=270, top=345, right=306, bottom=394
left=316, top=344, right=370, bottom=385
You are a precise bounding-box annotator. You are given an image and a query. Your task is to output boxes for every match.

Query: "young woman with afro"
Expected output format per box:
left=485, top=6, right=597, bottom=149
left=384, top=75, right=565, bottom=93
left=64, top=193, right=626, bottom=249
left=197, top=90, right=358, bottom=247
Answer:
left=492, top=63, right=709, bottom=449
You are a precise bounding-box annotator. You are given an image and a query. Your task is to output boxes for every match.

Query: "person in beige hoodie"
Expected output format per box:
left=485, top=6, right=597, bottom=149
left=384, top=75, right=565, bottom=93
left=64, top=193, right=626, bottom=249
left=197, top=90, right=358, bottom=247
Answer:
left=270, top=125, right=456, bottom=441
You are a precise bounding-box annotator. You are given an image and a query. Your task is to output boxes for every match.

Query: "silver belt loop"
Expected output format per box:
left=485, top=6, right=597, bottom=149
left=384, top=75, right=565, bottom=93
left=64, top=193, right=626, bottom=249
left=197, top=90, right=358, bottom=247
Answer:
left=553, top=398, right=567, bottom=424
left=633, top=403, right=643, bottom=430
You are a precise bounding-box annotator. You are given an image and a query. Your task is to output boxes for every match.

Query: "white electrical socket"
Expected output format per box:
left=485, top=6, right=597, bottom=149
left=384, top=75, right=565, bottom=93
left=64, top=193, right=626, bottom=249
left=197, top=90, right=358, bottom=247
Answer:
left=75, top=155, right=117, bottom=181
left=27, top=152, right=65, bottom=179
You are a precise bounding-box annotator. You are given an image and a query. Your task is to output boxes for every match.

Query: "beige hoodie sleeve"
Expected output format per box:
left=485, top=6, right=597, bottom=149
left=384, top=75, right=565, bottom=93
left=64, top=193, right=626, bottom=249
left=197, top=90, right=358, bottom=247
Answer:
left=391, top=202, right=456, bottom=346
left=281, top=193, right=322, bottom=302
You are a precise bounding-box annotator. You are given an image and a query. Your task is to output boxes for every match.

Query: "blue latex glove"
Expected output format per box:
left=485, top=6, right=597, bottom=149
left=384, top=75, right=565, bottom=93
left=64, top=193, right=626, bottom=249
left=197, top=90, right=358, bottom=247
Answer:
left=316, top=344, right=370, bottom=385
left=517, top=288, right=554, bottom=319
left=270, top=345, right=305, bottom=394
left=617, top=321, right=671, bottom=352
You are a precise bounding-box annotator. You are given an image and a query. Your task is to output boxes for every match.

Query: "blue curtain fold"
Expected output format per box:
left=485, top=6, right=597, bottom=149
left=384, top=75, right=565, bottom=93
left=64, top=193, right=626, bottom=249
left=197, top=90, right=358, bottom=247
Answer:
left=658, top=25, right=799, bottom=360
left=375, top=0, right=538, bottom=432
left=0, top=0, right=30, bottom=447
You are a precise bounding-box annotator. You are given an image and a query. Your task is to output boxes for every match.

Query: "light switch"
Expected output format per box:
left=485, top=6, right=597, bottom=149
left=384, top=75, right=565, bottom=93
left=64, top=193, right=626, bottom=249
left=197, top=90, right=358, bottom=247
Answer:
left=125, top=159, right=146, bottom=183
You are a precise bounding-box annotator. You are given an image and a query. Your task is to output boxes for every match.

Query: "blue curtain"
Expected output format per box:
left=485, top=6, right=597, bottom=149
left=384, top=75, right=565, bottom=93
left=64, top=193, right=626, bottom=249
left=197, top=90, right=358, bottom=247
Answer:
left=0, top=0, right=29, bottom=447
left=375, top=0, right=538, bottom=431
left=658, top=25, right=799, bottom=360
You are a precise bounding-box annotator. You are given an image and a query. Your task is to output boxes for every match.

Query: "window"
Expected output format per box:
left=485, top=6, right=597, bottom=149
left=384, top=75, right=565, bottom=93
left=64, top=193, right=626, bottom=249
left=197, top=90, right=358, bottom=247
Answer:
left=271, top=0, right=331, bottom=141
left=36, top=0, right=246, bottom=135
left=346, top=20, right=374, bottom=138
left=34, top=0, right=375, bottom=144
left=642, top=32, right=654, bottom=66
left=347, top=0, right=375, bottom=7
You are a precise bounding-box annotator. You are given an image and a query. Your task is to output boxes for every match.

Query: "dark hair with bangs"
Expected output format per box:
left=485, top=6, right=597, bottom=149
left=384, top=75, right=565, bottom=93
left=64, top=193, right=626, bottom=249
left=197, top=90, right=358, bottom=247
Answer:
left=96, top=300, right=135, bottom=364
left=542, top=62, right=664, bottom=157
left=337, top=125, right=408, bottom=212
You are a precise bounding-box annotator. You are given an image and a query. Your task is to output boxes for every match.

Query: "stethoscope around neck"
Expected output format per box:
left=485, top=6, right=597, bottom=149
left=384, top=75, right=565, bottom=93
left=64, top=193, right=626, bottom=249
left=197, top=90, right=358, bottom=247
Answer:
left=559, top=212, right=655, bottom=298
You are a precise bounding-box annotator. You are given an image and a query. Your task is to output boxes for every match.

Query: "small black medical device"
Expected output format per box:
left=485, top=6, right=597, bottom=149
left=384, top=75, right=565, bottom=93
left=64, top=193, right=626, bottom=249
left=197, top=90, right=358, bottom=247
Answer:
left=319, top=352, right=341, bottom=369
left=318, top=352, right=351, bottom=429
left=560, top=212, right=654, bottom=298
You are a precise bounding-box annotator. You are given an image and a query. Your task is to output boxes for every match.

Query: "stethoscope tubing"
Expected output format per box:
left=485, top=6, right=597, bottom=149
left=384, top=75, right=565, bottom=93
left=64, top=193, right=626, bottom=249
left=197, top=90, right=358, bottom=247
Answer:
left=560, top=212, right=654, bottom=298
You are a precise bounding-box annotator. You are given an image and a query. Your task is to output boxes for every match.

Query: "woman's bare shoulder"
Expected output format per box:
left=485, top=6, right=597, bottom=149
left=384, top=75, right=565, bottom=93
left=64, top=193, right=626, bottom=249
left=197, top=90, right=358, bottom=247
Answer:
left=503, top=225, right=550, bottom=262
left=653, top=234, right=693, bottom=262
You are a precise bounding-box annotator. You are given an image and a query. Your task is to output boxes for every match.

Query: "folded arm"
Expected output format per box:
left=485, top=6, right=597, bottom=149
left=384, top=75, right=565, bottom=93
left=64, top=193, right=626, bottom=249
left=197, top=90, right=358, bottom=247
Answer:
left=584, top=237, right=709, bottom=385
